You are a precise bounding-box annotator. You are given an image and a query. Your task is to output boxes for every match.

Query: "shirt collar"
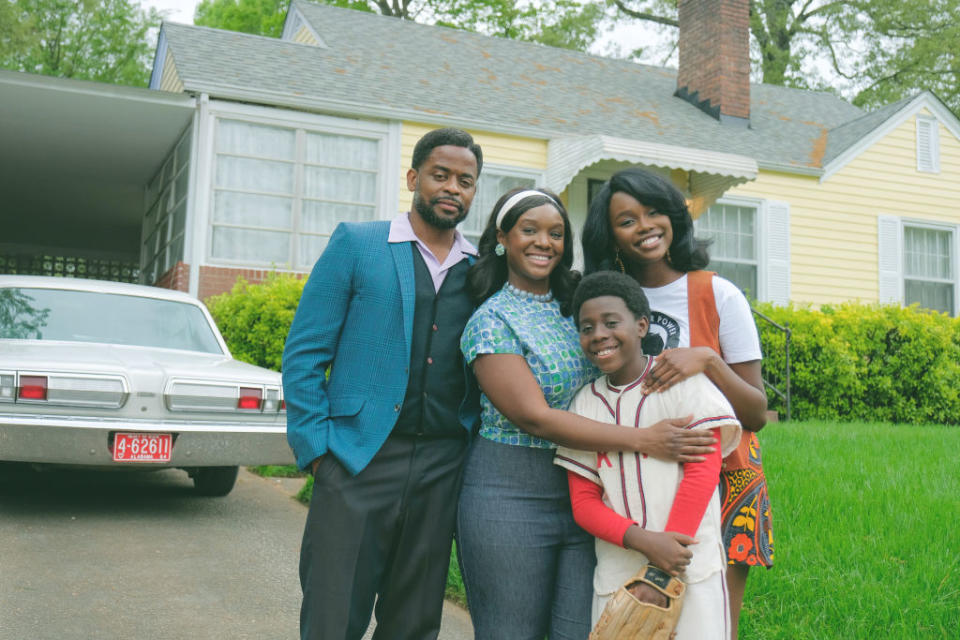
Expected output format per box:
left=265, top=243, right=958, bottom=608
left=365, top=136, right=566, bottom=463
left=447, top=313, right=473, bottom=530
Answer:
left=388, top=211, right=477, bottom=257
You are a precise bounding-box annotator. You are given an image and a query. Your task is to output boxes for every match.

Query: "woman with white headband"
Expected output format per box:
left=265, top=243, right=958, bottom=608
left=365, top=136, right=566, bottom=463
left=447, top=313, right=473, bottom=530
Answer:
left=457, top=187, right=717, bottom=638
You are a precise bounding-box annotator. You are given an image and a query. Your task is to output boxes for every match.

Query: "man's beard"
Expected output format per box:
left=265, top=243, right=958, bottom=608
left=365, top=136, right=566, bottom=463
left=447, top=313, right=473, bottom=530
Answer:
left=413, top=191, right=468, bottom=230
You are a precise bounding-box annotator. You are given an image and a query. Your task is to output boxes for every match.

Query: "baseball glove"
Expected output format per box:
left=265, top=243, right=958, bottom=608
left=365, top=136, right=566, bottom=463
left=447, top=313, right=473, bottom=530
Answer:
left=589, top=564, right=686, bottom=640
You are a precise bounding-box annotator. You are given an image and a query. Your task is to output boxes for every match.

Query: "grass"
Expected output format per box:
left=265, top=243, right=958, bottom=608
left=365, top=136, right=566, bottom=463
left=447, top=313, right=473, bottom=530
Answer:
left=288, top=421, right=960, bottom=636
left=247, top=464, right=305, bottom=478
left=739, top=420, right=959, bottom=639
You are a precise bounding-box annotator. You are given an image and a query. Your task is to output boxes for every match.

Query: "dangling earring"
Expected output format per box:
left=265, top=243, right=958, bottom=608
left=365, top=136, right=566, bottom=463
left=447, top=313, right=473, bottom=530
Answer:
left=494, top=243, right=505, bottom=257
left=614, top=248, right=626, bottom=274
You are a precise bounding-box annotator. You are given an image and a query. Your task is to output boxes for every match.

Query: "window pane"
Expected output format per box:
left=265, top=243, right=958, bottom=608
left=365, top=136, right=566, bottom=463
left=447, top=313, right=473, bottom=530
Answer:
left=174, top=167, right=189, bottom=205
left=212, top=227, right=290, bottom=264
left=171, top=201, right=187, bottom=236
left=214, top=192, right=293, bottom=229
left=463, top=173, right=537, bottom=241
left=218, top=120, right=295, bottom=159
left=302, top=201, right=375, bottom=235
left=216, top=156, right=294, bottom=194
left=303, top=166, right=376, bottom=203
left=298, top=235, right=330, bottom=269
left=905, top=279, right=953, bottom=314
left=711, top=261, right=757, bottom=299
left=697, top=204, right=756, bottom=261
left=904, top=227, right=951, bottom=279
left=305, top=133, right=378, bottom=170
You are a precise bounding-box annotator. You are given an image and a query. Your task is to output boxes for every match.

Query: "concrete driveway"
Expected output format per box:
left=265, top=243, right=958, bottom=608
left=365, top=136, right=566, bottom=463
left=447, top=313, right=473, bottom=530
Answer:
left=0, top=464, right=473, bottom=640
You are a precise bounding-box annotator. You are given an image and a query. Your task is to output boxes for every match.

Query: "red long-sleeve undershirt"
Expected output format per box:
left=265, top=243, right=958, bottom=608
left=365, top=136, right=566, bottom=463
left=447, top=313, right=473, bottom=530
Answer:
left=567, top=430, right=722, bottom=547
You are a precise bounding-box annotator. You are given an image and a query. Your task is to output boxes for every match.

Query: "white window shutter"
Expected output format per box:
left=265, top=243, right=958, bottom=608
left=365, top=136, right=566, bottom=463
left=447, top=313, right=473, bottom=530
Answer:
left=877, top=215, right=903, bottom=304
left=762, top=200, right=790, bottom=306
left=916, top=117, right=940, bottom=173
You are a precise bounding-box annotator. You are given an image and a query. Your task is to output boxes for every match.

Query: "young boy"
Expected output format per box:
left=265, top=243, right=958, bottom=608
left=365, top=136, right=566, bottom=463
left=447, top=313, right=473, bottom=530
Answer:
left=555, top=271, right=741, bottom=639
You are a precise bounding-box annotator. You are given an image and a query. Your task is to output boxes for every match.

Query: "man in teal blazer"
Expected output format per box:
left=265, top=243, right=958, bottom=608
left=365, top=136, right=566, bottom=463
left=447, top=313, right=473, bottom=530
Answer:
left=283, top=128, right=483, bottom=640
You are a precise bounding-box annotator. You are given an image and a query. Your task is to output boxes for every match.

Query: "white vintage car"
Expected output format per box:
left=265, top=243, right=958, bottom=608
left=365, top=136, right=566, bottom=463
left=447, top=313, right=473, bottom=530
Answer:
left=0, top=275, right=292, bottom=496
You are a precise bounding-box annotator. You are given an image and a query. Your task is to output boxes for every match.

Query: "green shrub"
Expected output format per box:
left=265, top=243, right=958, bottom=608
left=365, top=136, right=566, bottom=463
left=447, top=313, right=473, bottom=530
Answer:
left=205, top=273, right=305, bottom=371
left=755, top=302, right=960, bottom=424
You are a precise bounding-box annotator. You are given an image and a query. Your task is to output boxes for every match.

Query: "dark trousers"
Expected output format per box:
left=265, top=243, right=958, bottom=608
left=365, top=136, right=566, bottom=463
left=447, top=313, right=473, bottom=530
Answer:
left=299, top=434, right=468, bottom=640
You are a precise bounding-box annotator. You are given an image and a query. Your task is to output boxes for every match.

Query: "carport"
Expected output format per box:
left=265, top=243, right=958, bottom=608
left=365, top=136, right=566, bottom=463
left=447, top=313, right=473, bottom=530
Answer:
left=0, top=70, right=195, bottom=282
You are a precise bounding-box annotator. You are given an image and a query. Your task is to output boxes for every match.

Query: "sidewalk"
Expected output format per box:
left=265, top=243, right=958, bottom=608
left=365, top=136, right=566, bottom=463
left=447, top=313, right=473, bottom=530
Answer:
left=249, top=469, right=475, bottom=640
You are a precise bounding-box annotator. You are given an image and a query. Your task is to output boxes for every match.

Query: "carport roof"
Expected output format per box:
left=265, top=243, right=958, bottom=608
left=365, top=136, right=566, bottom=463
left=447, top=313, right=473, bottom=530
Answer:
left=0, top=70, right=195, bottom=254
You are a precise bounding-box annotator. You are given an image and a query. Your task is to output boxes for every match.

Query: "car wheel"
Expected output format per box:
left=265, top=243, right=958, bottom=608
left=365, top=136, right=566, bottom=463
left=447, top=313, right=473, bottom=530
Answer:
left=192, top=466, right=239, bottom=497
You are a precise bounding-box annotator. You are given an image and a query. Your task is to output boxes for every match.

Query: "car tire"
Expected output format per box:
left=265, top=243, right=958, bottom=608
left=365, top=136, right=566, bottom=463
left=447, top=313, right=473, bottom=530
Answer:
left=192, top=466, right=239, bottom=497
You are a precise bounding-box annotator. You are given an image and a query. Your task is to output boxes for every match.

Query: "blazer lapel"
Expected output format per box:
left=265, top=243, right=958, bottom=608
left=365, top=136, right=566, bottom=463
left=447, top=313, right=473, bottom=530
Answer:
left=389, top=241, right=416, bottom=352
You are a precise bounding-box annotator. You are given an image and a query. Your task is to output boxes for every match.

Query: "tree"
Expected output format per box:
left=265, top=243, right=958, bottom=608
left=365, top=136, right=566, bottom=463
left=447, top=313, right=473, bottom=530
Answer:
left=610, top=0, right=960, bottom=114
left=838, top=3, right=960, bottom=112
left=194, top=0, right=291, bottom=38
left=195, top=0, right=607, bottom=52
left=0, top=0, right=160, bottom=87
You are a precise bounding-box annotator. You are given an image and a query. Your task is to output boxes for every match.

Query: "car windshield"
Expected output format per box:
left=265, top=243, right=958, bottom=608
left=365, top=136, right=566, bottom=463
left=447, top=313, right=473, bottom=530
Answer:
left=0, top=287, right=224, bottom=354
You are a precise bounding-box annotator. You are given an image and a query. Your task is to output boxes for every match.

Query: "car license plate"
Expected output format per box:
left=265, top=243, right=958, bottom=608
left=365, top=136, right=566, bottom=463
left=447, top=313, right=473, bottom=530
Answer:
left=113, top=432, right=172, bottom=462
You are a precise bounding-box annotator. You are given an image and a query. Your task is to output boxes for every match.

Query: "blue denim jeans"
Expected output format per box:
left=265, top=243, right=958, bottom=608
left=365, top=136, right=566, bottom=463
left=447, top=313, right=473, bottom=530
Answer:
left=457, top=437, right=595, bottom=640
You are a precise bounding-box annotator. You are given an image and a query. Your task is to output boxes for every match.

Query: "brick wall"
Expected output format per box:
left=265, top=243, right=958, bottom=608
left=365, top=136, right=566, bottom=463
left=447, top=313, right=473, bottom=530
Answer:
left=197, top=265, right=279, bottom=301
left=154, top=261, right=190, bottom=292
left=676, top=0, right=750, bottom=121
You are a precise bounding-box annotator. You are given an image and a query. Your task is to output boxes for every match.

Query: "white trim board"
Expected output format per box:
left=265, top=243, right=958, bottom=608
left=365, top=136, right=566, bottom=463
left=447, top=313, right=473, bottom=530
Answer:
left=821, top=92, right=960, bottom=183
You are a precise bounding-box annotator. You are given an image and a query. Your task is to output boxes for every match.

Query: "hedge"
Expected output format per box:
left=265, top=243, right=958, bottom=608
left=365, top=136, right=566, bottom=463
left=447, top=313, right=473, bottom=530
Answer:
left=204, top=275, right=960, bottom=425
left=755, top=302, right=960, bottom=425
left=205, top=273, right=305, bottom=372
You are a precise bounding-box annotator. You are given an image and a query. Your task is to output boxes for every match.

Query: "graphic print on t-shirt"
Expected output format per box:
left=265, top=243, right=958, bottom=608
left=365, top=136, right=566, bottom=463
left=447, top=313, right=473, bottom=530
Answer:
left=644, top=311, right=680, bottom=356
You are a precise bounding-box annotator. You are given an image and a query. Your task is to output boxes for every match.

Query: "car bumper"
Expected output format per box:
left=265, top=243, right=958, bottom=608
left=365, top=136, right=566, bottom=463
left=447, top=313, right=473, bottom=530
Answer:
left=0, top=413, right=293, bottom=467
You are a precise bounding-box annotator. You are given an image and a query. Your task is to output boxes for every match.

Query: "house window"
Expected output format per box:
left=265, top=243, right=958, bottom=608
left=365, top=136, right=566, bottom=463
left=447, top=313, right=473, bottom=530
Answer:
left=695, top=202, right=758, bottom=297
left=916, top=116, right=940, bottom=173
left=904, top=225, right=953, bottom=313
left=458, top=167, right=539, bottom=246
left=210, top=118, right=381, bottom=269
left=143, top=128, right=190, bottom=284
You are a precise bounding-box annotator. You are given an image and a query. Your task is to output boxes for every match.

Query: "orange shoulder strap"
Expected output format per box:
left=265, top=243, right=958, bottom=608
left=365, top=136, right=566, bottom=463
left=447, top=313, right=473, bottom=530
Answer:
left=686, top=270, right=721, bottom=355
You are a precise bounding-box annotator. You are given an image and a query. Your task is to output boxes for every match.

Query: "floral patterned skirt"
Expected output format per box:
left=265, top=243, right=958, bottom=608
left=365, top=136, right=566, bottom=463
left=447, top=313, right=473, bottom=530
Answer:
left=719, top=432, right=775, bottom=568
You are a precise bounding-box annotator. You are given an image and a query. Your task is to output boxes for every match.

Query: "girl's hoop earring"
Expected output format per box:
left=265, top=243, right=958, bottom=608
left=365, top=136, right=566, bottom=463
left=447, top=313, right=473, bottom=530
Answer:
left=614, top=248, right=626, bottom=274
left=494, top=243, right=506, bottom=257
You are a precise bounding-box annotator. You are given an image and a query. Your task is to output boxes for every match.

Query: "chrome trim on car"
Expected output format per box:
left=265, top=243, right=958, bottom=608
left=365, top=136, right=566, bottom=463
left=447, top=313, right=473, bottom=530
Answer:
left=15, top=371, right=128, bottom=408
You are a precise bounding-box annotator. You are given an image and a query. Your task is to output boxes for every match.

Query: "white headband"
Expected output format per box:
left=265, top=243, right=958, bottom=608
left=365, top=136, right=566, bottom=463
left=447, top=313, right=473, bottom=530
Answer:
left=495, top=190, right=560, bottom=229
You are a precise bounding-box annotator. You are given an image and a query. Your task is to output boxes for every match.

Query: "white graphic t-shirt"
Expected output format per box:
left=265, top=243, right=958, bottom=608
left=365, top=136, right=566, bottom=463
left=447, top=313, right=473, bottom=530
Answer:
left=642, top=274, right=761, bottom=364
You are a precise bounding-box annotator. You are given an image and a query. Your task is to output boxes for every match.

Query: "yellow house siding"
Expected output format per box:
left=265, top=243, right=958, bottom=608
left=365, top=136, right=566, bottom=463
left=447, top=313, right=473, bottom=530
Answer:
left=292, top=25, right=320, bottom=45
left=396, top=121, right=547, bottom=212
left=727, top=110, right=960, bottom=306
left=159, top=53, right=184, bottom=93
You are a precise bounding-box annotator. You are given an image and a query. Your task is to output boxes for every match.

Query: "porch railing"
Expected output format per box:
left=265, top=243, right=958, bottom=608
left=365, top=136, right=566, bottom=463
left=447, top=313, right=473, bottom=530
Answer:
left=751, top=307, right=791, bottom=422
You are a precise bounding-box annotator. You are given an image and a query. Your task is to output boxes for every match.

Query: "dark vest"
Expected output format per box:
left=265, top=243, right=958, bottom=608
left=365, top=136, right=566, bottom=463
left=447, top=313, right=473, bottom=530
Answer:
left=393, top=244, right=474, bottom=437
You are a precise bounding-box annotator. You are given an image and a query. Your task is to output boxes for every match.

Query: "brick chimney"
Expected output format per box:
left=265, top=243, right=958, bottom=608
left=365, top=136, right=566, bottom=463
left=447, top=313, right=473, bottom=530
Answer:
left=675, top=0, right=750, bottom=126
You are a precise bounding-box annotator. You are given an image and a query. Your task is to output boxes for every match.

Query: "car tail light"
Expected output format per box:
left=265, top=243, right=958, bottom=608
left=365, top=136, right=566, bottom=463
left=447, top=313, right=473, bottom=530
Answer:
left=238, top=387, right=262, bottom=410
left=0, top=374, right=14, bottom=402
left=19, top=375, right=48, bottom=401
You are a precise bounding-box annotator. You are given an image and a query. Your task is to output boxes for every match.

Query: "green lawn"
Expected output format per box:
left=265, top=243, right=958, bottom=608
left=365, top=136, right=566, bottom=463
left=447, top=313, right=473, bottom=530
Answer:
left=739, top=420, right=959, bottom=639
left=287, top=421, right=960, bottom=637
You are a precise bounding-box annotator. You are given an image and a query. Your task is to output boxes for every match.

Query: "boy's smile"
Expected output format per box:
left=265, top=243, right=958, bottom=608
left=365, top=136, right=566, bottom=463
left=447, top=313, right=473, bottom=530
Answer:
left=578, top=295, right=650, bottom=386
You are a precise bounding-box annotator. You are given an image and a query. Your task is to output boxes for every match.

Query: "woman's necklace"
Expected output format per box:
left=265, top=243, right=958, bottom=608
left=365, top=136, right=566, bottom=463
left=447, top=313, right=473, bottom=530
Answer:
left=504, top=282, right=553, bottom=303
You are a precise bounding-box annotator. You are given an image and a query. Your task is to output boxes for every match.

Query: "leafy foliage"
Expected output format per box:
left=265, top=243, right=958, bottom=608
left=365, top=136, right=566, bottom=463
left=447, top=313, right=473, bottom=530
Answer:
left=0, top=289, right=50, bottom=339
left=755, top=301, right=960, bottom=424
left=0, top=0, right=160, bottom=86
left=194, top=0, right=290, bottom=37
left=610, top=0, right=960, bottom=112
left=194, top=0, right=605, bottom=51
left=204, top=273, right=306, bottom=372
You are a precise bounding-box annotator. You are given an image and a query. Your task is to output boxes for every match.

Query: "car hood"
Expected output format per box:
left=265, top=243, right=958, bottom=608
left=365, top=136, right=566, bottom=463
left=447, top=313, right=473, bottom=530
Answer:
left=0, top=340, right=281, bottom=384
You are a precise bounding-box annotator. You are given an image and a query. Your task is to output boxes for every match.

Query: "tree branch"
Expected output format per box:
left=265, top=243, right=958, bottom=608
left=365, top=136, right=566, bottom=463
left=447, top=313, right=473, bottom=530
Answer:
left=612, top=1, right=678, bottom=27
